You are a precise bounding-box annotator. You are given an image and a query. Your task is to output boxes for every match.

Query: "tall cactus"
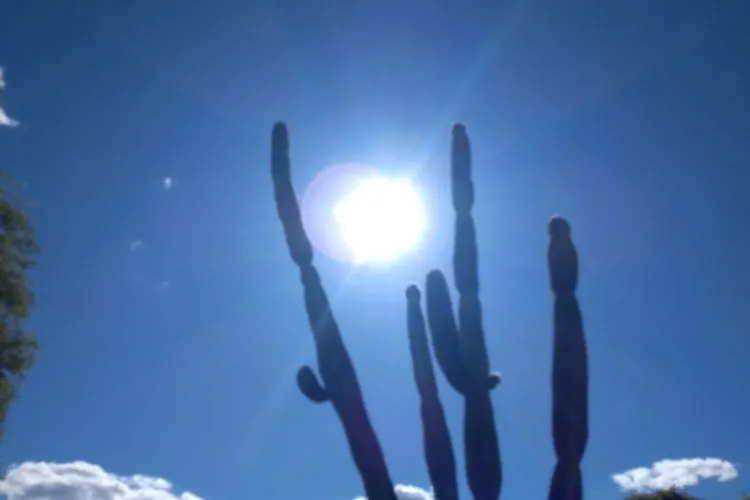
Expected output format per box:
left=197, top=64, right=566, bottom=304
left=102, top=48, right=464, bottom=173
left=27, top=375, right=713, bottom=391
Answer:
left=271, top=123, right=397, bottom=500
left=547, top=215, right=589, bottom=500
left=270, top=122, right=589, bottom=500
left=424, top=124, right=503, bottom=500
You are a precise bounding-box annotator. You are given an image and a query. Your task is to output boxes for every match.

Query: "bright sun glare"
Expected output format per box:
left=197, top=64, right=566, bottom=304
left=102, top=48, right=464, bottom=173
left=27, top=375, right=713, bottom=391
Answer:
left=333, top=176, right=426, bottom=264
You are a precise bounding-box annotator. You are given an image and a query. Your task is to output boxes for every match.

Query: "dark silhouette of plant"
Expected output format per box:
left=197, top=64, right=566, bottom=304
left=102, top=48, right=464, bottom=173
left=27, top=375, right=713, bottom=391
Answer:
left=271, top=122, right=589, bottom=500
left=0, top=173, right=40, bottom=440
left=625, top=487, right=703, bottom=500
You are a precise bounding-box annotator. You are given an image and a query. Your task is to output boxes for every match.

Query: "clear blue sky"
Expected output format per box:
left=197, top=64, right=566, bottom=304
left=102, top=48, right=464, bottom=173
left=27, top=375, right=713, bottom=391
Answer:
left=1, top=1, right=749, bottom=499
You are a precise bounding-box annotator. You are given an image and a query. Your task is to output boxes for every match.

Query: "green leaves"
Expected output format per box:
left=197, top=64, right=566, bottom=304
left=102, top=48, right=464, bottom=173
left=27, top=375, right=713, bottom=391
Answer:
left=0, top=172, right=40, bottom=439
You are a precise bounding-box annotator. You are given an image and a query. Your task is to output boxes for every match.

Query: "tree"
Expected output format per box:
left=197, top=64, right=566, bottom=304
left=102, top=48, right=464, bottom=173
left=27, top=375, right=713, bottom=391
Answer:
left=0, top=172, right=40, bottom=439
left=625, top=488, right=703, bottom=500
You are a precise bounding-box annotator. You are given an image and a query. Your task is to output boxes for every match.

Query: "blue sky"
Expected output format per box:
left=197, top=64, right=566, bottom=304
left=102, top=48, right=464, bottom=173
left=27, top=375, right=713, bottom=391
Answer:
left=1, top=1, right=749, bottom=499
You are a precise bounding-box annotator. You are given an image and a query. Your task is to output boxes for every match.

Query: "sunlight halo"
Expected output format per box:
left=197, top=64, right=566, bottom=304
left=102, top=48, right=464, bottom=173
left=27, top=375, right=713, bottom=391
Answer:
left=333, top=176, right=426, bottom=264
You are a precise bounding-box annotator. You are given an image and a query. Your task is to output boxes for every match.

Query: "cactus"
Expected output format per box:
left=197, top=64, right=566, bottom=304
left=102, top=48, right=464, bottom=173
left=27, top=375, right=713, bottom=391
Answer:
left=547, top=215, right=588, bottom=500
left=271, top=122, right=589, bottom=500
left=271, top=123, right=397, bottom=500
left=424, top=124, right=502, bottom=500
left=406, top=284, right=459, bottom=500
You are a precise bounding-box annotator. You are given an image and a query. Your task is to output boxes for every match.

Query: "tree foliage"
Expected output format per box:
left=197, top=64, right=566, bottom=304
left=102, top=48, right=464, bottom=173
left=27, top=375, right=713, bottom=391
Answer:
left=625, top=488, right=704, bottom=500
left=0, top=172, right=40, bottom=439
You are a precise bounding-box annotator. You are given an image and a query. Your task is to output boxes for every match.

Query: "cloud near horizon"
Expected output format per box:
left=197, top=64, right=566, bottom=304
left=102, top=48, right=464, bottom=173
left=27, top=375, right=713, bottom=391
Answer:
left=0, top=67, right=19, bottom=127
left=355, top=484, right=433, bottom=500
left=0, top=463, right=427, bottom=500
left=0, top=461, right=202, bottom=500
left=612, top=457, right=739, bottom=493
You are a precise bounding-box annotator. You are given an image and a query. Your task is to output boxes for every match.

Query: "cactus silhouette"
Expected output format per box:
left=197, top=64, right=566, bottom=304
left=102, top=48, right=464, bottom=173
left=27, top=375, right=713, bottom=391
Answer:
left=547, top=215, right=588, bottom=500
left=271, top=122, right=589, bottom=500
left=424, top=124, right=502, bottom=500
left=407, top=284, right=459, bottom=500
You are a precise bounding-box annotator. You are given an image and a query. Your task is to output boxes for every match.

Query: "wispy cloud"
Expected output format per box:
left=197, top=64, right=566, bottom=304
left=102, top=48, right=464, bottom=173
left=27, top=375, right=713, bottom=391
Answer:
left=0, top=461, right=203, bottom=500
left=355, top=484, right=433, bottom=500
left=163, top=177, right=173, bottom=190
left=612, top=458, right=739, bottom=493
left=129, top=239, right=143, bottom=252
left=0, top=67, right=19, bottom=127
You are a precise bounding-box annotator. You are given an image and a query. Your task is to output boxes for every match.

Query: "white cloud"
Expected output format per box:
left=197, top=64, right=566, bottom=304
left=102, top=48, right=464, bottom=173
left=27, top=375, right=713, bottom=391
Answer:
left=612, top=458, right=739, bottom=493
left=0, top=107, right=17, bottom=127
left=129, top=239, right=143, bottom=252
left=0, top=67, right=19, bottom=127
left=355, top=484, right=433, bottom=500
left=163, top=177, right=173, bottom=190
left=0, top=461, right=203, bottom=500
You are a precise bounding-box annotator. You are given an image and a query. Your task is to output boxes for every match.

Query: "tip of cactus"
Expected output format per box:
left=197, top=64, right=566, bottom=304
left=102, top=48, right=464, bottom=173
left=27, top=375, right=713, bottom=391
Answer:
left=426, top=270, right=449, bottom=294
left=426, top=269, right=444, bottom=283
left=406, top=285, right=421, bottom=301
left=272, top=123, right=289, bottom=152
left=548, top=215, right=571, bottom=240
left=452, top=122, right=467, bottom=134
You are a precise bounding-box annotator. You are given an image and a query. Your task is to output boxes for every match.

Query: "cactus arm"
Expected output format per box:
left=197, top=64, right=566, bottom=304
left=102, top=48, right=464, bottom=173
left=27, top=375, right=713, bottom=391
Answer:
left=406, top=285, right=459, bottom=500
left=546, top=216, right=588, bottom=500
left=296, top=365, right=329, bottom=403
left=271, top=123, right=397, bottom=500
left=425, top=270, right=469, bottom=395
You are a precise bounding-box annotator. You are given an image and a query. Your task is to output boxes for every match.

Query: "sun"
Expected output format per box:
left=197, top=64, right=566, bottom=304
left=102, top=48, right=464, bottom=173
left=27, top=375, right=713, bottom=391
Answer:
left=333, top=176, right=426, bottom=264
